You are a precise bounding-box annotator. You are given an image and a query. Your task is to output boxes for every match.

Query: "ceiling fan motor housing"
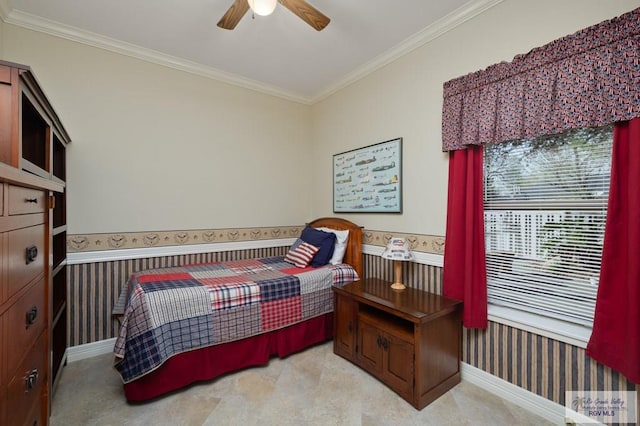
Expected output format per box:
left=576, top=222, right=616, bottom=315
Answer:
left=247, top=0, right=277, bottom=16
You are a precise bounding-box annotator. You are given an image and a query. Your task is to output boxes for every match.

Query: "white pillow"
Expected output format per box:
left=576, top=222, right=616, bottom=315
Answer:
left=316, top=227, right=349, bottom=265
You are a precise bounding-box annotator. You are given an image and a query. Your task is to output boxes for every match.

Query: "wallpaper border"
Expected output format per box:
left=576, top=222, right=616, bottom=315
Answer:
left=67, top=227, right=445, bottom=255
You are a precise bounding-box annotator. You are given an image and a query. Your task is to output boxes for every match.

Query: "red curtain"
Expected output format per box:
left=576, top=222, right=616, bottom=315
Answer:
left=586, top=118, right=640, bottom=384
left=443, top=145, right=487, bottom=328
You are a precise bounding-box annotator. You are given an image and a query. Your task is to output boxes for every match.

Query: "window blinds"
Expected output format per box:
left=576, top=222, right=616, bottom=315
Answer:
left=483, top=126, right=613, bottom=327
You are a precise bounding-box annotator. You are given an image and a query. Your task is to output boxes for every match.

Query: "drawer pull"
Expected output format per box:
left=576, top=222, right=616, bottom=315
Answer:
left=25, top=198, right=38, bottom=204
left=376, top=335, right=382, bottom=348
left=26, top=306, right=38, bottom=327
left=25, top=368, right=39, bottom=392
left=382, top=337, right=389, bottom=351
left=25, top=245, right=38, bottom=264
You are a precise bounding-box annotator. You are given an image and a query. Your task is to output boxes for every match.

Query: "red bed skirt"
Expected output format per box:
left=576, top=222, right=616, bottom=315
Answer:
left=123, top=312, right=334, bottom=401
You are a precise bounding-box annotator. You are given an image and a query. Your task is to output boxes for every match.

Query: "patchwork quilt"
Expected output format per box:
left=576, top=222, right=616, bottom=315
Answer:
left=113, top=256, right=358, bottom=383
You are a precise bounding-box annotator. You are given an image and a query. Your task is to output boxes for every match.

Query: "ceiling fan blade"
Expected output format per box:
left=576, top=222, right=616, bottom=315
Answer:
left=279, top=0, right=330, bottom=31
left=217, top=0, right=250, bottom=30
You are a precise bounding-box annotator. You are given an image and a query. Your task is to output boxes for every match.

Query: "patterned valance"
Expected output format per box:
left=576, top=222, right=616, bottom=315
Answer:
left=441, top=8, right=640, bottom=151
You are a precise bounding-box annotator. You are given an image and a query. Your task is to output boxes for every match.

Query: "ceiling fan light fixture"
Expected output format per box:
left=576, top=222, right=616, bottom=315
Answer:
left=247, top=0, right=277, bottom=16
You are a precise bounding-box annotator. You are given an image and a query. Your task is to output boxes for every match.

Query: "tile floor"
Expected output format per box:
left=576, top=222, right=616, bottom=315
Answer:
left=50, top=341, right=554, bottom=425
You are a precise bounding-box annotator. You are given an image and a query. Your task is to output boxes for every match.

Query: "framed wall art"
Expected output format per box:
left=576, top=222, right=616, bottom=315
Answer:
left=333, top=137, right=402, bottom=213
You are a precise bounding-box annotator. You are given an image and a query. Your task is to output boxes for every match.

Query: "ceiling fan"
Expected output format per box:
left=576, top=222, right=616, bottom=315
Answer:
left=217, top=0, right=330, bottom=31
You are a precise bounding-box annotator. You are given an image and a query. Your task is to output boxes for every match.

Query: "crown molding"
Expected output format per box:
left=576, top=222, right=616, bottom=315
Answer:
left=310, top=0, right=504, bottom=103
left=4, top=0, right=502, bottom=105
left=0, top=0, right=11, bottom=21
left=4, top=9, right=312, bottom=104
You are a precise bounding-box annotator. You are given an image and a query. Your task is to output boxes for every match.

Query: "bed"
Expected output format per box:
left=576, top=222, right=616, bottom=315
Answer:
left=113, top=217, right=363, bottom=401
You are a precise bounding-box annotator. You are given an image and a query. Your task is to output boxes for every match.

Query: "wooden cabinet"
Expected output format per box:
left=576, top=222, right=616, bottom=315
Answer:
left=0, top=60, right=70, bottom=425
left=333, top=278, right=462, bottom=410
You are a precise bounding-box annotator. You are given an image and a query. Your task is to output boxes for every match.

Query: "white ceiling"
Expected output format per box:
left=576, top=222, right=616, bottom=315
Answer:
left=2, top=0, right=501, bottom=103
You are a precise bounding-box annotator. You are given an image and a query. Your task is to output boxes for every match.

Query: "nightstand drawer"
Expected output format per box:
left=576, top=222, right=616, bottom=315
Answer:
left=6, top=278, right=46, bottom=376
left=6, top=224, right=45, bottom=300
left=8, top=186, right=46, bottom=215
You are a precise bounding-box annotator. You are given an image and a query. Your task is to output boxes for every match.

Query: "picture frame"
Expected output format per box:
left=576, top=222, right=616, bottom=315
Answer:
left=333, top=138, right=402, bottom=213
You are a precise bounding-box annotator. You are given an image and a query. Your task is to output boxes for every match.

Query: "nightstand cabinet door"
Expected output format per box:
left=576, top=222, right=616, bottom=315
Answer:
left=383, top=333, right=414, bottom=400
left=356, top=317, right=383, bottom=374
left=333, top=293, right=357, bottom=361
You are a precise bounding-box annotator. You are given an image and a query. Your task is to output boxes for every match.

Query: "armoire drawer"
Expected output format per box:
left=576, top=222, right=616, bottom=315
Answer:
left=0, top=234, right=4, bottom=305
left=0, top=389, right=6, bottom=426
left=6, top=224, right=45, bottom=300
left=7, top=333, right=46, bottom=426
left=0, top=313, right=4, bottom=387
left=6, top=278, right=45, bottom=376
left=24, top=397, right=47, bottom=426
left=8, top=186, right=46, bottom=215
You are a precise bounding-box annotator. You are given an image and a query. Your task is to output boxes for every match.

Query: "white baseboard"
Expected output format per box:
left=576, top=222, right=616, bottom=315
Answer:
left=461, top=362, right=601, bottom=425
left=67, top=338, right=116, bottom=363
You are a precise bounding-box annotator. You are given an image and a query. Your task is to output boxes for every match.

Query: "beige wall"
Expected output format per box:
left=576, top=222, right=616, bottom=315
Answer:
left=2, top=0, right=637, bottom=237
left=0, top=17, right=4, bottom=56
left=2, top=25, right=313, bottom=234
left=310, top=0, right=639, bottom=236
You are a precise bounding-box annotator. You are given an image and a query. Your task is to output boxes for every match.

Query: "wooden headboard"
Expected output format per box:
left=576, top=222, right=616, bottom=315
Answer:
left=308, top=217, right=363, bottom=279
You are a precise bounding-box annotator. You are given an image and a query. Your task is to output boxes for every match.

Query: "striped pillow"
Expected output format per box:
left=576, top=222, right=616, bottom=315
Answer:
left=284, top=242, right=320, bottom=268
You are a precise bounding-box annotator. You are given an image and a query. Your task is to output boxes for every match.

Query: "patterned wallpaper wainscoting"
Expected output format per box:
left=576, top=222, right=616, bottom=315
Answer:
left=463, top=324, right=638, bottom=406
left=68, top=246, right=288, bottom=346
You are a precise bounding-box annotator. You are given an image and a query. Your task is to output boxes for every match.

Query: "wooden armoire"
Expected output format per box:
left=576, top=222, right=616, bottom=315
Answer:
left=0, top=60, right=70, bottom=425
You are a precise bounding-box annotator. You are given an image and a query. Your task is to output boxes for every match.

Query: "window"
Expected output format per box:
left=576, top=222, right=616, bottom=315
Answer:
left=483, top=125, right=613, bottom=328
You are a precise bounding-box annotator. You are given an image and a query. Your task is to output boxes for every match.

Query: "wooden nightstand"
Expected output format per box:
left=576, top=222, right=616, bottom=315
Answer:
left=332, top=278, right=462, bottom=409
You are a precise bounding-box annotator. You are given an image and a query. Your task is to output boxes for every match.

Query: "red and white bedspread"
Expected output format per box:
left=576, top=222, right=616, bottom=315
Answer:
left=114, top=256, right=358, bottom=383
